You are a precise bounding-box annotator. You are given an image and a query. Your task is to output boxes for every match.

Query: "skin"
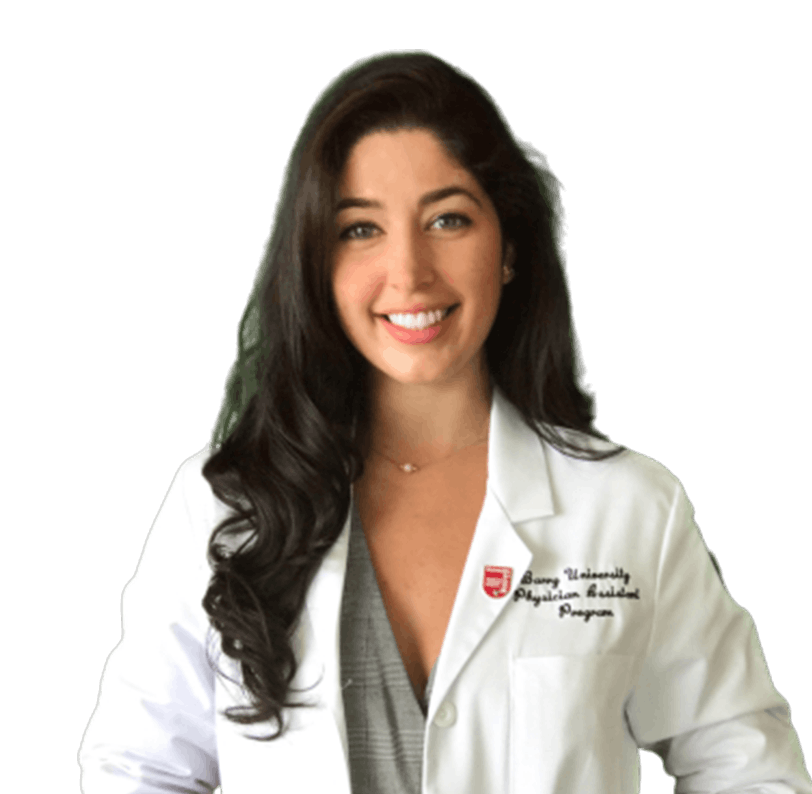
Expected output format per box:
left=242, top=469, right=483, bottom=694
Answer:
left=331, top=129, right=515, bottom=464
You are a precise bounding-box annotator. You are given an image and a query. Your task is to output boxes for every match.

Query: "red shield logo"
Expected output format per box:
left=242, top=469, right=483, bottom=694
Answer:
left=483, top=565, right=513, bottom=598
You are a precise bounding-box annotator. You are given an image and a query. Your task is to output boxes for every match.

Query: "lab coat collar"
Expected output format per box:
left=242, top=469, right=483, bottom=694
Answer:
left=302, top=383, right=556, bottom=769
left=488, top=384, right=555, bottom=522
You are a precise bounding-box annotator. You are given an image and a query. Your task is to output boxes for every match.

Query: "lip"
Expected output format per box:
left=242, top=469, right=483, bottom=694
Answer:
left=377, top=303, right=456, bottom=316
left=378, top=304, right=458, bottom=345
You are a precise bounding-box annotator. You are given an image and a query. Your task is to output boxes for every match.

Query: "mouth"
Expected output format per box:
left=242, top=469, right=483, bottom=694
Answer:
left=376, top=304, right=460, bottom=345
left=379, top=304, right=459, bottom=328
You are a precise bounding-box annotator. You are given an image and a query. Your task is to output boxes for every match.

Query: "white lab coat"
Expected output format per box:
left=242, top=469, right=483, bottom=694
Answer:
left=80, top=386, right=812, bottom=793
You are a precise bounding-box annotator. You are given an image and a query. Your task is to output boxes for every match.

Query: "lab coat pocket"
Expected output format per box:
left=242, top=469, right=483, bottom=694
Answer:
left=510, top=654, right=634, bottom=794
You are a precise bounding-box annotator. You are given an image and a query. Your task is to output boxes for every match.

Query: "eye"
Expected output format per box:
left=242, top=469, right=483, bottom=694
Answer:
left=430, top=212, right=471, bottom=231
left=338, top=213, right=471, bottom=241
left=339, top=222, right=379, bottom=241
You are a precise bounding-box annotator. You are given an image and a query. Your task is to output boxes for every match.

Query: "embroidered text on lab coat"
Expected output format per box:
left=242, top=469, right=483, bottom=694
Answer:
left=513, top=567, right=642, bottom=621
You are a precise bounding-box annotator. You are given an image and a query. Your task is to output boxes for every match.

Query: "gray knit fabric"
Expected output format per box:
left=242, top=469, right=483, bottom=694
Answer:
left=340, top=498, right=438, bottom=794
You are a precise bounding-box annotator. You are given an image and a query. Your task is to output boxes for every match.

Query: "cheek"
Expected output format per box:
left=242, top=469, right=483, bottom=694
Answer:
left=334, top=259, right=381, bottom=309
left=465, top=238, right=503, bottom=300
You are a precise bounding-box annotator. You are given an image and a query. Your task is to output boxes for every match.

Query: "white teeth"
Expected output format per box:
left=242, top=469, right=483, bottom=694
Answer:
left=387, top=307, right=450, bottom=329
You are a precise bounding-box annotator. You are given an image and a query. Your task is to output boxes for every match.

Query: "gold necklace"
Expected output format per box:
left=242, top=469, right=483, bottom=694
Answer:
left=371, top=429, right=489, bottom=474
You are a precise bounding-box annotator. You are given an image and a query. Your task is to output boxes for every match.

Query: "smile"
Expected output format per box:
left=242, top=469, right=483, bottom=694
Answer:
left=379, top=304, right=459, bottom=345
left=384, top=305, right=456, bottom=329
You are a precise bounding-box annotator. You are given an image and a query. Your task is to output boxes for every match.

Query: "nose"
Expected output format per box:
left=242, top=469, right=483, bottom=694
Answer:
left=384, top=224, right=438, bottom=292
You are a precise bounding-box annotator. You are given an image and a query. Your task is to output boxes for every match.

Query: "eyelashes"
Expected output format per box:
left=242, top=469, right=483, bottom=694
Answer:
left=338, top=212, right=472, bottom=241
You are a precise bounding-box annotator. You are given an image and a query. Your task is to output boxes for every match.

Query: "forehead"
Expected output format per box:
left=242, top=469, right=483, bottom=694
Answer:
left=339, top=129, right=474, bottom=194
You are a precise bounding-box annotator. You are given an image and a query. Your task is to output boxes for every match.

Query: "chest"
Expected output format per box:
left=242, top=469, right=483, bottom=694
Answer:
left=353, top=446, right=489, bottom=694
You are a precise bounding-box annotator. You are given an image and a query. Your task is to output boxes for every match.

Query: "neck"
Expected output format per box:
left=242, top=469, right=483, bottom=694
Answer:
left=363, top=356, right=493, bottom=465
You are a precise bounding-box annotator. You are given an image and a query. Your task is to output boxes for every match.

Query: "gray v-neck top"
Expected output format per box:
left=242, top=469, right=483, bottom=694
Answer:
left=339, top=498, right=439, bottom=794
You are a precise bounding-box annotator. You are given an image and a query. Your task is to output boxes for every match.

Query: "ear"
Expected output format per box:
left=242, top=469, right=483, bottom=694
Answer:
left=503, top=242, right=516, bottom=268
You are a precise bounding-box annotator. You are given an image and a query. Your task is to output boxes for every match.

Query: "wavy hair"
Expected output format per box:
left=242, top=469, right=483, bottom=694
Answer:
left=201, top=50, right=622, bottom=740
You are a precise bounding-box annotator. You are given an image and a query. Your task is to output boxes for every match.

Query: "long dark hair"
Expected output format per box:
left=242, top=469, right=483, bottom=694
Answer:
left=201, top=50, right=622, bottom=741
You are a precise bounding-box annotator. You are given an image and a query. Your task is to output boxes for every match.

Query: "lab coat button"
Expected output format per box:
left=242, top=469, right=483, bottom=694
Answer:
left=433, top=701, right=456, bottom=727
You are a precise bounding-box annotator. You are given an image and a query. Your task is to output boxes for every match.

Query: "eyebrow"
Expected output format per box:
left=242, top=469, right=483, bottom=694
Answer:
left=334, top=185, right=482, bottom=214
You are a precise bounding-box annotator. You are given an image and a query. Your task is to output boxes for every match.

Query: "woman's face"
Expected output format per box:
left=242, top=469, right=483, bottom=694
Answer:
left=331, top=128, right=511, bottom=390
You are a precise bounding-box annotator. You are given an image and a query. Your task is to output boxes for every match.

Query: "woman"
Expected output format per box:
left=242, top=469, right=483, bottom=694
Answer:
left=80, top=51, right=811, bottom=793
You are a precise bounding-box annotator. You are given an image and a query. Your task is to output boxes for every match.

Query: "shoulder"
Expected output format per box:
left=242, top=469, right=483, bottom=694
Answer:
left=540, top=425, right=686, bottom=515
left=170, top=444, right=217, bottom=502
left=159, top=444, right=233, bottom=545
left=173, top=444, right=216, bottom=486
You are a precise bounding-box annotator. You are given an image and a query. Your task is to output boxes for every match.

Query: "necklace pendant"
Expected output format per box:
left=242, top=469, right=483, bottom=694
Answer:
left=400, top=462, right=418, bottom=473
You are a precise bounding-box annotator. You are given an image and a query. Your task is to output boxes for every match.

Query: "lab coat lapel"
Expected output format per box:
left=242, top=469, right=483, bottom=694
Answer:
left=427, top=386, right=555, bottom=718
